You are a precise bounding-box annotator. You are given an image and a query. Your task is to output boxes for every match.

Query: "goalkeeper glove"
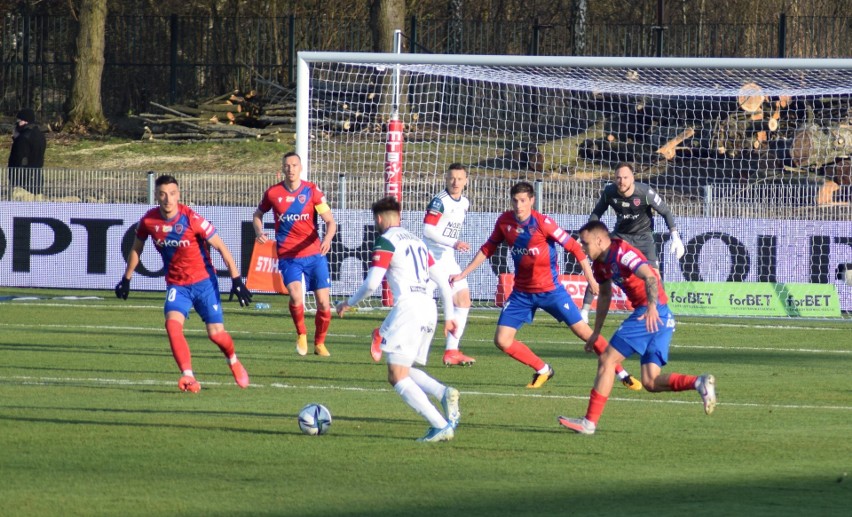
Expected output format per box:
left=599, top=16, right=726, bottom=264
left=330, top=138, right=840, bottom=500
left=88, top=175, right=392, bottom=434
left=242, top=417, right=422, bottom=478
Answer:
left=670, top=230, right=685, bottom=259
left=229, top=277, right=253, bottom=307
left=115, top=277, right=130, bottom=300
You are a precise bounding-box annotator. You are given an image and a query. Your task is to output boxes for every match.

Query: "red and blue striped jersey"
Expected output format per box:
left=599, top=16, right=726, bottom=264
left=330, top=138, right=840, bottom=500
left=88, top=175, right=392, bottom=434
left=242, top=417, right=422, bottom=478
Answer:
left=135, top=204, right=217, bottom=286
left=592, top=238, right=667, bottom=307
left=481, top=210, right=586, bottom=293
left=256, top=181, right=331, bottom=259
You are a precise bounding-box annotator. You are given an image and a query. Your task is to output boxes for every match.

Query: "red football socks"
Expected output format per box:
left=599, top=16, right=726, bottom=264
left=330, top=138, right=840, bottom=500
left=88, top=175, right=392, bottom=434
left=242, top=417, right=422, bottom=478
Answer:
left=165, top=319, right=192, bottom=372
left=585, top=389, right=608, bottom=425
left=289, top=303, right=307, bottom=335
left=667, top=373, right=699, bottom=392
left=314, top=309, right=331, bottom=344
left=209, top=330, right=235, bottom=358
left=504, top=340, right=546, bottom=371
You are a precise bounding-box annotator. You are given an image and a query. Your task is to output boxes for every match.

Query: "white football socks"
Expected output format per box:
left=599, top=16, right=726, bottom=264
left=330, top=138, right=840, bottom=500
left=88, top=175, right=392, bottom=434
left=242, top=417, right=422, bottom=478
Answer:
left=394, top=376, right=448, bottom=429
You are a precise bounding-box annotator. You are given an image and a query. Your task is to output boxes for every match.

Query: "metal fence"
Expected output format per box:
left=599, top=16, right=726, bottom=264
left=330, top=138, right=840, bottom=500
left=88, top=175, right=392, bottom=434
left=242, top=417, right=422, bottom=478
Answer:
left=1, top=13, right=849, bottom=121
left=4, top=167, right=850, bottom=224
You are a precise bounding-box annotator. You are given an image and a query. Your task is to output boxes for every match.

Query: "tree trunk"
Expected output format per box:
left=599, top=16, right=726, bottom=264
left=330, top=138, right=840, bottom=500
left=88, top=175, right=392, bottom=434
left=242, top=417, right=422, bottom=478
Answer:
left=370, top=0, right=405, bottom=53
left=447, top=0, right=463, bottom=54
left=791, top=124, right=852, bottom=168
left=572, top=0, right=587, bottom=55
left=370, top=0, right=406, bottom=121
left=66, top=0, right=108, bottom=131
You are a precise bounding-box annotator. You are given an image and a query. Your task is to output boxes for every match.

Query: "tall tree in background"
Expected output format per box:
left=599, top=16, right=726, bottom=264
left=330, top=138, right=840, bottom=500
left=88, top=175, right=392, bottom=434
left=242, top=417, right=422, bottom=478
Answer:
left=67, top=0, right=108, bottom=131
left=572, top=0, right=588, bottom=55
left=447, top=0, right=463, bottom=53
left=370, top=0, right=406, bottom=120
left=370, top=0, right=405, bottom=52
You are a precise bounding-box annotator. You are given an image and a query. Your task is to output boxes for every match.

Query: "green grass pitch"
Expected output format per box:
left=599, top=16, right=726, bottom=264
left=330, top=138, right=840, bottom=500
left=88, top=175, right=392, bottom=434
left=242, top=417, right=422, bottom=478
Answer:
left=0, top=288, right=849, bottom=517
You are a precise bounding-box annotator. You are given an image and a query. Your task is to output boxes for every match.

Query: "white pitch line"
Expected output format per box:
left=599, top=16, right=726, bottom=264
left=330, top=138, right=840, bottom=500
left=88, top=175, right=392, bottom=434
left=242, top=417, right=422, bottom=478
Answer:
left=3, top=375, right=850, bottom=412
left=1, top=320, right=847, bottom=354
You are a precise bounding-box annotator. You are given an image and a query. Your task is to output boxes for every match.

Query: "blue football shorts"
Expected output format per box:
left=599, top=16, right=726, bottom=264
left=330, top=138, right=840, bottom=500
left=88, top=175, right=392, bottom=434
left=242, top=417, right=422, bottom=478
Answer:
left=609, top=304, right=675, bottom=367
left=497, top=287, right=583, bottom=329
left=164, top=276, right=224, bottom=324
left=278, top=254, right=332, bottom=292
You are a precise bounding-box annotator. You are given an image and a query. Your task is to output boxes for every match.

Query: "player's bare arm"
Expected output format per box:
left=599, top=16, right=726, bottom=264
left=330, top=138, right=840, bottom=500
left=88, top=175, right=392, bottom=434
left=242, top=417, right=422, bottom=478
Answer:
left=585, top=279, right=612, bottom=352
left=208, top=234, right=253, bottom=307
left=450, top=250, right=488, bottom=285
left=207, top=234, right=241, bottom=279
left=319, top=210, right=337, bottom=255
left=252, top=209, right=268, bottom=244
left=635, top=264, right=661, bottom=332
left=579, top=258, right=599, bottom=296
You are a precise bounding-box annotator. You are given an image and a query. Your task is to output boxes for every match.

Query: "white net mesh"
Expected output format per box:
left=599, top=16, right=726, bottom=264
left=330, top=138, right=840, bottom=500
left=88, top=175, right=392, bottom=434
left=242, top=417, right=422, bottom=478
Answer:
left=302, top=55, right=852, bottom=316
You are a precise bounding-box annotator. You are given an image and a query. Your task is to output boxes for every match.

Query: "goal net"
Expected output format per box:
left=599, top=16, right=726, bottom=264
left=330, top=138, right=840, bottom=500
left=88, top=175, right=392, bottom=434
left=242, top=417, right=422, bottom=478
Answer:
left=297, top=53, right=852, bottom=318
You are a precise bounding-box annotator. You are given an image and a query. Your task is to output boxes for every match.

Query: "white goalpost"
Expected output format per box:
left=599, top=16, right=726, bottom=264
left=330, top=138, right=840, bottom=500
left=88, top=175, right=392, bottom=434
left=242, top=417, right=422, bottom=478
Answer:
left=296, top=52, right=852, bottom=318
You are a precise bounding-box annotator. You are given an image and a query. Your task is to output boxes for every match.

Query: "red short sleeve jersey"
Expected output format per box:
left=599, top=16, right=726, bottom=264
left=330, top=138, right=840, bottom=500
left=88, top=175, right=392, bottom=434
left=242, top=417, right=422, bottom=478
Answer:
left=135, top=204, right=217, bottom=286
left=592, top=238, right=667, bottom=307
left=480, top=210, right=586, bottom=293
left=257, top=181, right=329, bottom=259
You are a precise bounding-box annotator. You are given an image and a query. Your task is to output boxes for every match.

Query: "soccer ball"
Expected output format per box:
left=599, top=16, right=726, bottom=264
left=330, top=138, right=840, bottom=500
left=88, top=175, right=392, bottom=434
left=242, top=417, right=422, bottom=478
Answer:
left=297, top=403, right=332, bottom=436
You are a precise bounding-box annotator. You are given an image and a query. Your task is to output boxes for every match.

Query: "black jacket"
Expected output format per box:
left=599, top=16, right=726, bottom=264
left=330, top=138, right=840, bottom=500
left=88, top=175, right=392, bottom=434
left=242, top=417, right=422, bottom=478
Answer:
left=8, top=123, right=46, bottom=168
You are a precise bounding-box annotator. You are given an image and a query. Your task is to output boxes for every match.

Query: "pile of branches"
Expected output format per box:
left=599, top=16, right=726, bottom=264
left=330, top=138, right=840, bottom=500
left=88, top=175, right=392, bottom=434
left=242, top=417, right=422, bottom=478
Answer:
left=136, top=90, right=297, bottom=142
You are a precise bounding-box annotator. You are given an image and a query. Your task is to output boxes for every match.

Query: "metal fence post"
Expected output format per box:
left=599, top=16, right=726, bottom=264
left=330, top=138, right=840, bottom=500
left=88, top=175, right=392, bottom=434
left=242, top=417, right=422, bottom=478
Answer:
left=534, top=179, right=543, bottom=211
left=653, top=0, right=666, bottom=57
left=532, top=20, right=540, bottom=56
left=21, top=4, right=31, bottom=108
left=169, top=14, right=178, bottom=104
left=339, top=174, right=347, bottom=210
left=409, top=15, right=417, bottom=54
left=147, top=171, right=156, bottom=204
left=287, top=15, right=296, bottom=84
left=777, top=13, right=787, bottom=58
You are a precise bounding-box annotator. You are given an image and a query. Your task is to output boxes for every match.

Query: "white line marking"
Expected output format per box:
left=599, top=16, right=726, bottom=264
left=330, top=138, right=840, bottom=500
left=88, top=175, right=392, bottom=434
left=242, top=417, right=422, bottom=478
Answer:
left=3, top=375, right=850, bottom=412
left=1, top=320, right=848, bottom=354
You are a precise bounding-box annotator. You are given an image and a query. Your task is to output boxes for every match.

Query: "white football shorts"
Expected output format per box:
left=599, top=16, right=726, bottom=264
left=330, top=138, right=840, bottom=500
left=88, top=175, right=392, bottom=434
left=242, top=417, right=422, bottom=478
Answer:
left=428, top=251, right=468, bottom=296
left=380, top=295, right=438, bottom=366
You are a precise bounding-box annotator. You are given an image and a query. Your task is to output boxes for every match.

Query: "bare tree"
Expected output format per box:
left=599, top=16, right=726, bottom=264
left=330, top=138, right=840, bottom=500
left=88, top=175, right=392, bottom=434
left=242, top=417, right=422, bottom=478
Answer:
left=572, top=0, right=588, bottom=55
left=67, top=0, right=108, bottom=131
left=370, top=0, right=406, bottom=52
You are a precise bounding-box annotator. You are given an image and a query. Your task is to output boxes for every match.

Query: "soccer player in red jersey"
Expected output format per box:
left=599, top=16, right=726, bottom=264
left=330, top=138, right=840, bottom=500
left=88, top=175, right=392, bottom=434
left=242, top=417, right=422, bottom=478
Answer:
left=558, top=221, right=716, bottom=435
left=252, top=152, right=337, bottom=357
left=115, top=175, right=252, bottom=393
left=450, top=182, right=639, bottom=389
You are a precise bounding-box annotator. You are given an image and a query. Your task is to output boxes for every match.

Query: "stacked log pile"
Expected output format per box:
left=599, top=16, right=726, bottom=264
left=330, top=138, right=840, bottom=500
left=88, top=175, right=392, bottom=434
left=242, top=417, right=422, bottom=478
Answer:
left=137, top=90, right=298, bottom=142
left=138, top=82, right=383, bottom=142
left=575, top=81, right=851, bottom=204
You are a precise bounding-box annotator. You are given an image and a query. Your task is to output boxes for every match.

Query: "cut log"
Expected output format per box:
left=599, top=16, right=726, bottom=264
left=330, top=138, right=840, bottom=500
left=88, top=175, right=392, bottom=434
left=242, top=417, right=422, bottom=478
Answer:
left=790, top=125, right=852, bottom=168
left=738, top=82, right=765, bottom=113
left=656, top=127, right=695, bottom=160
left=822, top=159, right=852, bottom=186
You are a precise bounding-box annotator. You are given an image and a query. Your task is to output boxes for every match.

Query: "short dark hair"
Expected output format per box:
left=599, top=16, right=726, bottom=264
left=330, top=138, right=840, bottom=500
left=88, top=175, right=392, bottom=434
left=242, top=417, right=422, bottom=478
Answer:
left=579, top=220, right=609, bottom=235
left=510, top=181, right=535, bottom=197
left=372, top=196, right=401, bottom=216
left=155, top=175, right=178, bottom=187
left=283, top=151, right=301, bottom=161
left=447, top=163, right=467, bottom=175
left=614, top=162, right=635, bottom=174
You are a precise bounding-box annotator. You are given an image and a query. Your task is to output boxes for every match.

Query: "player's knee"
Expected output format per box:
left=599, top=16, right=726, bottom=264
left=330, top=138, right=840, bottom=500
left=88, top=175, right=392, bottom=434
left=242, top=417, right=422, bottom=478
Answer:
left=641, top=373, right=662, bottom=392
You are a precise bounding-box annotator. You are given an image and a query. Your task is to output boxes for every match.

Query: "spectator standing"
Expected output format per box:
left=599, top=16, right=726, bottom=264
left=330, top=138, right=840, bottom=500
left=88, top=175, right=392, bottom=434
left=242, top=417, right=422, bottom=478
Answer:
left=7, top=107, right=46, bottom=198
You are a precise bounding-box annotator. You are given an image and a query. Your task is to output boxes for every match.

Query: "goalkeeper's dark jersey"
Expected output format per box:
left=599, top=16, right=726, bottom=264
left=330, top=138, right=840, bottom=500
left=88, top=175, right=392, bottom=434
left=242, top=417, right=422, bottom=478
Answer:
left=589, top=182, right=677, bottom=235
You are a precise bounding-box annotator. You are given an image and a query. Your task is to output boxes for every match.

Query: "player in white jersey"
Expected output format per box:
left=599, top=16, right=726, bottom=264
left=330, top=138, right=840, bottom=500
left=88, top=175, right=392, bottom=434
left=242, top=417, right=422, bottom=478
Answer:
left=370, top=163, right=476, bottom=366
left=337, top=196, right=461, bottom=443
